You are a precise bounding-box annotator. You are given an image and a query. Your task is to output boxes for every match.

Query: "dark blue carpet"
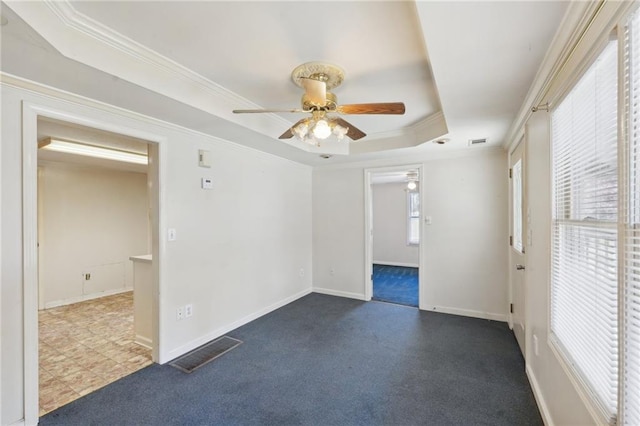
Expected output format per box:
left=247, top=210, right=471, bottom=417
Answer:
left=372, top=264, right=419, bottom=307
left=40, top=293, right=542, bottom=426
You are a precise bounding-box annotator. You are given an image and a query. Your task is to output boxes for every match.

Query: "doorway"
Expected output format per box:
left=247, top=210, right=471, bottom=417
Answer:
left=509, top=137, right=526, bottom=356
left=21, top=102, right=164, bottom=424
left=36, top=118, right=155, bottom=415
left=365, top=165, right=423, bottom=308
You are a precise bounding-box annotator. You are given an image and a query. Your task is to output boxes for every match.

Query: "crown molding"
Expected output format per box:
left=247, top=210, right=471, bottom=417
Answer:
left=4, top=0, right=450, bottom=157
left=503, top=0, right=637, bottom=152
left=5, top=0, right=291, bottom=136
left=0, top=72, right=312, bottom=170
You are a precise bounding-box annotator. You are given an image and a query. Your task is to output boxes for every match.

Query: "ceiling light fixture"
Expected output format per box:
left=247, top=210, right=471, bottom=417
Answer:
left=38, top=138, right=148, bottom=165
left=406, top=171, right=419, bottom=190
left=291, top=111, right=348, bottom=146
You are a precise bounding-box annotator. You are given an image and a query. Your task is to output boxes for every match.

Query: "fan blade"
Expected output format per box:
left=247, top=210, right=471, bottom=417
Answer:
left=336, top=102, right=405, bottom=115
left=301, top=78, right=327, bottom=106
left=335, top=118, right=366, bottom=141
left=279, top=118, right=308, bottom=139
left=233, top=108, right=305, bottom=113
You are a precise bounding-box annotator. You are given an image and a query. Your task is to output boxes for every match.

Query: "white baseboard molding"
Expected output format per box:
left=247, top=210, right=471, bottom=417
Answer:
left=312, top=287, right=367, bottom=301
left=9, top=420, right=25, bottom=426
left=428, top=305, right=507, bottom=322
left=372, top=261, right=419, bottom=268
left=162, top=287, right=312, bottom=364
left=135, top=335, right=153, bottom=350
left=526, top=364, right=554, bottom=426
left=43, top=287, right=133, bottom=309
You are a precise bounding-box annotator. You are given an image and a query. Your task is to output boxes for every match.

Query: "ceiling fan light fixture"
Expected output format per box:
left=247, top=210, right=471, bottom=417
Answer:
left=312, top=119, right=332, bottom=140
left=332, top=123, right=348, bottom=140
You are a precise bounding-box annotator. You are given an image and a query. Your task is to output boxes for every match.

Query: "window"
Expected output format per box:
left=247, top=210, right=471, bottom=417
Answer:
left=407, top=191, right=419, bottom=245
left=550, top=39, right=619, bottom=421
left=550, top=9, right=640, bottom=423
left=512, top=158, right=524, bottom=253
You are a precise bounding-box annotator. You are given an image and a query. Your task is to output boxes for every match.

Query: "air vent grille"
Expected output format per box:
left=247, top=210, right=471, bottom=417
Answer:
left=469, top=138, right=487, bottom=146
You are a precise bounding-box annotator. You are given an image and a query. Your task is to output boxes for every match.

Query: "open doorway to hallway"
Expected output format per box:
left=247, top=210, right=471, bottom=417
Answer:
left=367, top=167, right=421, bottom=308
left=36, top=117, right=156, bottom=415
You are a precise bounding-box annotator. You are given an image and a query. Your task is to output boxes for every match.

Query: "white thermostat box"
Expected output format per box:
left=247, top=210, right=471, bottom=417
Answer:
left=201, top=178, right=213, bottom=189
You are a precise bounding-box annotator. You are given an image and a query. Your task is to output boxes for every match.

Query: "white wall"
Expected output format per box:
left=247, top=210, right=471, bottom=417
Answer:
left=39, top=163, right=150, bottom=307
left=372, top=182, right=419, bottom=267
left=313, top=149, right=509, bottom=320
left=1, top=80, right=313, bottom=425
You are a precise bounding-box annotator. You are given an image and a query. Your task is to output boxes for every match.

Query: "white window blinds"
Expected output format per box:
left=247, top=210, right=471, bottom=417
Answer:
left=550, top=39, right=619, bottom=422
left=623, top=9, right=640, bottom=426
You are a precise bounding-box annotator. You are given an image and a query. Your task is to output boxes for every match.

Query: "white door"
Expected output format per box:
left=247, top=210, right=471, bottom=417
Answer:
left=509, top=139, right=526, bottom=355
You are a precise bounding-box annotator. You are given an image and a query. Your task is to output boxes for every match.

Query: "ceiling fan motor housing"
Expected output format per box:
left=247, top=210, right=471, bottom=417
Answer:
left=302, top=92, right=337, bottom=110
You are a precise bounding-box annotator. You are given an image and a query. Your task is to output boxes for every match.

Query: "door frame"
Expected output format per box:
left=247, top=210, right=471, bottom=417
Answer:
left=508, top=135, right=527, bottom=352
left=364, top=163, right=424, bottom=308
left=22, top=101, right=167, bottom=424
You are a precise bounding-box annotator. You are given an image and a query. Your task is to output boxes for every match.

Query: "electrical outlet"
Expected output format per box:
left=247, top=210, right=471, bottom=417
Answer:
left=299, top=268, right=305, bottom=277
left=84, top=273, right=91, bottom=280
left=185, top=304, right=193, bottom=318
left=177, top=306, right=184, bottom=320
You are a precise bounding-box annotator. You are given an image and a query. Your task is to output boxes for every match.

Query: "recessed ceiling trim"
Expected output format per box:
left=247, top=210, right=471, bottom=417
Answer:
left=5, top=0, right=290, bottom=137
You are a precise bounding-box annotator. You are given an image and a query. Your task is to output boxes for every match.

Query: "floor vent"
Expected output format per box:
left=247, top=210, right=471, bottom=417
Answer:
left=469, top=138, right=487, bottom=146
left=170, top=336, right=242, bottom=373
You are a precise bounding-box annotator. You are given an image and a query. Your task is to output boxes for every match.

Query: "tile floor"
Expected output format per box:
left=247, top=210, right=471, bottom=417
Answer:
left=39, top=291, right=152, bottom=416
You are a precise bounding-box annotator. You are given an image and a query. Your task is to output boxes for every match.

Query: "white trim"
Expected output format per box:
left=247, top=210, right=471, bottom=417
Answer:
left=20, top=100, right=166, bottom=425
left=428, top=305, right=507, bottom=322
left=165, top=288, right=312, bottom=362
left=372, top=261, right=419, bottom=268
left=312, top=287, right=366, bottom=301
left=22, top=101, right=41, bottom=426
left=135, top=335, right=153, bottom=350
left=526, top=364, right=554, bottom=426
left=43, top=287, right=133, bottom=309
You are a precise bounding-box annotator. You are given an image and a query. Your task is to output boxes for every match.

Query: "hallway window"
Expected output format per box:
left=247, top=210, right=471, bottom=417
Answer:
left=407, top=191, right=420, bottom=245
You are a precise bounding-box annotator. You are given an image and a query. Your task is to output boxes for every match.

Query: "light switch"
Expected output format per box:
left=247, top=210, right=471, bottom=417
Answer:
left=425, top=216, right=432, bottom=225
left=201, top=178, right=213, bottom=189
left=168, top=228, right=177, bottom=241
left=198, top=149, right=211, bottom=168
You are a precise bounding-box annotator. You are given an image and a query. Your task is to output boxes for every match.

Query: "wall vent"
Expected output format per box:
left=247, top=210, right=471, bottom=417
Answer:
left=468, top=138, right=487, bottom=146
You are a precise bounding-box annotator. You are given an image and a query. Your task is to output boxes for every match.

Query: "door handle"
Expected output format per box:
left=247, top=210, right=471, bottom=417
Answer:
left=516, top=264, right=525, bottom=270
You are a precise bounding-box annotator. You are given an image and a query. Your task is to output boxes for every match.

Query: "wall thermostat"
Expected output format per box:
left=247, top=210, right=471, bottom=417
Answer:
left=201, top=178, right=213, bottom=189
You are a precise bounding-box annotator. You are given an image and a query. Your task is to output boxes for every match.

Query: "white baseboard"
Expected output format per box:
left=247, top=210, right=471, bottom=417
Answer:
left=428, top=305, right=507, bottom=322
left=162, top=287, right=312, bottom=363
left=312, top=287, right=366, bottom=301
left=135, top=335, right=152, bottom=350
left=43, top=287, right=133, bottom=309
left=526, top=364, right=554, bottom=426
left=372, top=261, right=419, bottom=268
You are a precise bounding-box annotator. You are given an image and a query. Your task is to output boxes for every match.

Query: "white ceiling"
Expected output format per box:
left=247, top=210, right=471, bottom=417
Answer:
left=1, top=1, right=569, bottom=166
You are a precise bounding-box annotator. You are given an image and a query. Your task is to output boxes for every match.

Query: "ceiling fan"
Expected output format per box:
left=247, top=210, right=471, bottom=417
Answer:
left=232, top=62, right=405, bottom=143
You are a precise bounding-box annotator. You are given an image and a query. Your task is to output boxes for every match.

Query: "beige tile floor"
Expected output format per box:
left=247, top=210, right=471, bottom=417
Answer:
left=39, top=291, right=152, bottom=416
